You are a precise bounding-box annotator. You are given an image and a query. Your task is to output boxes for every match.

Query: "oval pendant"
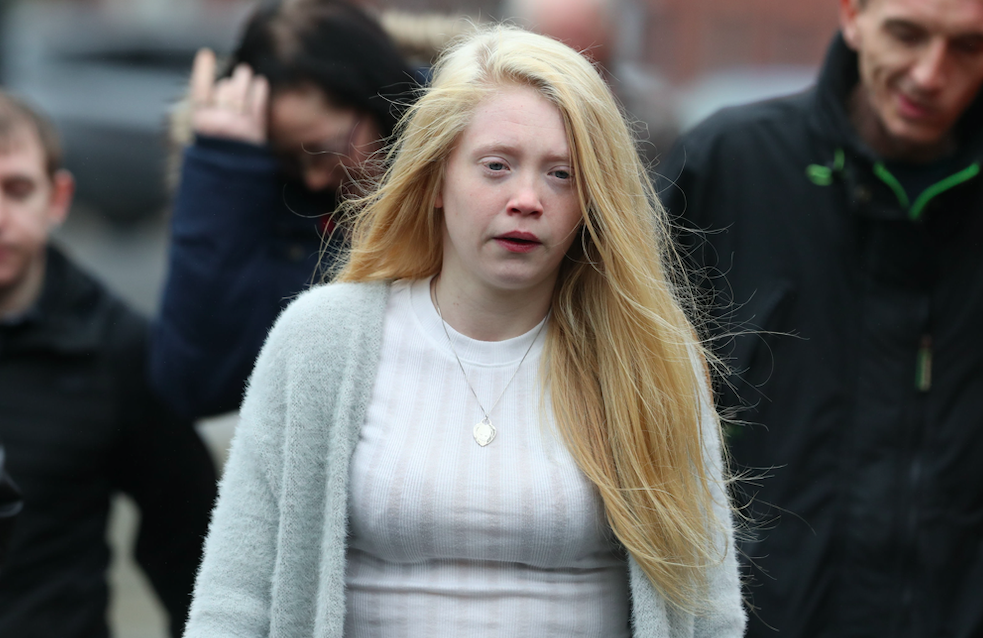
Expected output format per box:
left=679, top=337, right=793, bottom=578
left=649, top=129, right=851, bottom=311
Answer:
left=473, top=418, right=497, bottom=447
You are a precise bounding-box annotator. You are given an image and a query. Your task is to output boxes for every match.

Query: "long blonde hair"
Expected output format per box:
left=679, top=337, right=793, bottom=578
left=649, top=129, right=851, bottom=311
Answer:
left=336, top=26, right=727, bottom=612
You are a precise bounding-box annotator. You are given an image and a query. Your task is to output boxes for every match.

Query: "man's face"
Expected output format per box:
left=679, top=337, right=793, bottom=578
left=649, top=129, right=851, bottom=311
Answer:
left=0, top=128, right=72, bottom=302
left=841, top=0, right=983, bottom=153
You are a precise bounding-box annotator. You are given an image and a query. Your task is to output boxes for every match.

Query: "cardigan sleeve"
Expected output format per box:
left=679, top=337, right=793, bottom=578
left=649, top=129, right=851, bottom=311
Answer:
left=182, top=308, right=290, bottom=638
left=182, top=417, right=281, bottom=637
left=692, top=386, right=747, bottom=638
left=626, top=355, right=746, bottom=637
left=182, top=281, right=389, bottom=638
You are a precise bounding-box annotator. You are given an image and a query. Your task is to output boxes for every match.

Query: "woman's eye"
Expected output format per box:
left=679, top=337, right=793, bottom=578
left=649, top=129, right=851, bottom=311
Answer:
left=486, top=161, right=506, bottom=171
left=552, top=169, right=572, bottom=180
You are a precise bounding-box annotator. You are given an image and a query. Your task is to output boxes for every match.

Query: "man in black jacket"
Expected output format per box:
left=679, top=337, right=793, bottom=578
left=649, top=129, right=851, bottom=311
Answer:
left=659, top=0, right=983, bottom=636
left=0, top=440, right=22, bottom=566
left=0, top=92, right=216, bottom=636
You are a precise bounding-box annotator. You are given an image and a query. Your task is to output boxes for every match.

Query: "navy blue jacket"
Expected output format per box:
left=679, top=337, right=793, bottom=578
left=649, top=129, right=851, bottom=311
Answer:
left=151, top=136, right=343, bottom=418
left=659, top=35, right=983, bottom=638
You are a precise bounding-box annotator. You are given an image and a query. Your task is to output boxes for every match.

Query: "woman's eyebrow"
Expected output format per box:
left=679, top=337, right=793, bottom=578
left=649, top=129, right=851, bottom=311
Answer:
left=470, top=142, right=519, bottom=156
left=470, top=142, right=570, bottom=163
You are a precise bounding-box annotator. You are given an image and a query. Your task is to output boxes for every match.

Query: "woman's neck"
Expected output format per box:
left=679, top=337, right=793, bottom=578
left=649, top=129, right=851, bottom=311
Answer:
left=430, top=273, right=553, bottom=342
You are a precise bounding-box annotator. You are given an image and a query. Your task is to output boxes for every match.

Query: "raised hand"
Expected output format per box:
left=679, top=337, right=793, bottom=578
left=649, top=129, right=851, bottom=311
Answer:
left=189, top=48, right=270, bottom=145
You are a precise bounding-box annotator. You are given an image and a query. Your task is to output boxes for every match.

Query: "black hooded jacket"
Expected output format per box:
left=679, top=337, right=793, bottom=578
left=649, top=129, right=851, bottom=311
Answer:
left=0, top=246, right=216, bottom=638
left=659, top=34, right=983, bottom=638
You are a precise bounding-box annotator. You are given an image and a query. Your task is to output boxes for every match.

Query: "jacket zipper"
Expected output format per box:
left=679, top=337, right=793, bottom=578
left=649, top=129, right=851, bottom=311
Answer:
left=916, top=335, right=932, bottom=392
left=899, top=334, right=932, bottom=631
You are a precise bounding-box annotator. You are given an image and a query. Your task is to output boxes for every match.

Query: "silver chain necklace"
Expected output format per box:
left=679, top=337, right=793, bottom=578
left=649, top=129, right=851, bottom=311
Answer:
left=432, top=281, right=549, bottom=447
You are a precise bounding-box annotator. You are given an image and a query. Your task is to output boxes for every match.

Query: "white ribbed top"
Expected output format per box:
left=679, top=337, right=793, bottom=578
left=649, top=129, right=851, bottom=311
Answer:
left=344, top=277, right=630, bottom=637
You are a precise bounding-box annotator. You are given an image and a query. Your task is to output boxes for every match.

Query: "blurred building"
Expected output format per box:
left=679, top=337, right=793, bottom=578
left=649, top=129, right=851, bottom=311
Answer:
left=0, top=0, right=250, bottom=221
left=375, top=0, right=840, bottom=82
left=0, top=0, right=843, bottom=223
left=644, top=0, right=839, bottom=82
left=381, top=0, right=839, bottom=131
left=638, top=0, right=839, bottom=130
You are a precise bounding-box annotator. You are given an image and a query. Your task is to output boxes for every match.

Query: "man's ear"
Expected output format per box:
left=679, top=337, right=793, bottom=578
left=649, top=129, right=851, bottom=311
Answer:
left=46, top=169, right=74, bottom=228
left=839, top=0, right=863, bottom=50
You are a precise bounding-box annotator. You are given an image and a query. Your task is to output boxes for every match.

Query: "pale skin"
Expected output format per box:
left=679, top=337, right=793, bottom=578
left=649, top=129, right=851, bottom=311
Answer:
left=0, top=128, right=74, bottom=317
left=188, top=48, right=381, bottom=192
left=840, top=0, right=983, bottom=162
left=431, top=86, right=583, bottom=342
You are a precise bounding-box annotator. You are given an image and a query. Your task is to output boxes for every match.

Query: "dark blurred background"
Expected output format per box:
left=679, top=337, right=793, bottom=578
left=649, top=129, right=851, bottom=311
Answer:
left=0, top=0, right=840, bottom=635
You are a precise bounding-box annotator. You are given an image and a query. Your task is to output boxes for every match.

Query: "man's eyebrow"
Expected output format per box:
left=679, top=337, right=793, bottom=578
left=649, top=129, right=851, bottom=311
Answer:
left=952, top=31, right=983, bottom=43
left=944, top=25, right=983, bottom=41
left=1, top=174, right=36, bottom=186
left=883, top=18, right=926, bottom=32
left=883, top=17, right=983, bottom=41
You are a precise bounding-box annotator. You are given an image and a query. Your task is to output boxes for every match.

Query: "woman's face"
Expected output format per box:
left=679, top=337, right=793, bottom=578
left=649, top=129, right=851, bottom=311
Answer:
left=437, top=85, right=582, bottom=300
left=268, top=84, right=382, bottom=193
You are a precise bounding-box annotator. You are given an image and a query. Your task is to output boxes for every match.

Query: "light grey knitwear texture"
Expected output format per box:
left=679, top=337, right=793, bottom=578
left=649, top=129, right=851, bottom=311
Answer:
left=184, top=281, right=746, bottom=638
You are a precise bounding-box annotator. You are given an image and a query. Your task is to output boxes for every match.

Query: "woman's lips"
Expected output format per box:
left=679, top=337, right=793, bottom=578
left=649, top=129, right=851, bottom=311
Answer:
left=495, top=231, right=541, bottom=253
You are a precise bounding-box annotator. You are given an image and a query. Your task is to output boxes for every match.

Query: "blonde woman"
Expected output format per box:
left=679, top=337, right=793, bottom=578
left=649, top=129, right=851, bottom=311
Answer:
left=185, top=26, right=744, bottom=637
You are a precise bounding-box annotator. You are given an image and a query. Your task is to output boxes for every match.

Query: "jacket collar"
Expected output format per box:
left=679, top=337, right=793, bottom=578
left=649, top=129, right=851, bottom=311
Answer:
left=810, top=33, right=983, bottom=166
left=0, top=245, right=110, bottom=355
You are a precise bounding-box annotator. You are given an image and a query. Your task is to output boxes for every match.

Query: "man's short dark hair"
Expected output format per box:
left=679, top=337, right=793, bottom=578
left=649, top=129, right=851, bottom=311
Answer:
left=0, top=91, right=63, bottom=178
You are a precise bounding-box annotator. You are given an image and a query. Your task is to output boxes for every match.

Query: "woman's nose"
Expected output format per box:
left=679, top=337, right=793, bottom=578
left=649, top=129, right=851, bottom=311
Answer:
left=507, top=175, right=544, bottom=216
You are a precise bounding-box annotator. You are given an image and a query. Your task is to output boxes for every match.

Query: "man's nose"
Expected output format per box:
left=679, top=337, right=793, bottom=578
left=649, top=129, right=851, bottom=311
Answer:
left=910, top=39, right=948, bottom=93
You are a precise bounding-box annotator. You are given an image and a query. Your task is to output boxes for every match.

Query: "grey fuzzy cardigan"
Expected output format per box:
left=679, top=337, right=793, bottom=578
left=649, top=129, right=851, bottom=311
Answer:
left=184, top=281, right=746, bottom=637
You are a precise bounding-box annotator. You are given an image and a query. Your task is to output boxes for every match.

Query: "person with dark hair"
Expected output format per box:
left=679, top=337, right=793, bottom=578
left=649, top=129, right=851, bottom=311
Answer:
left=152, top=0, right=418, bottom=419
left=0, top=90, right=216, bottom=638
left=659, top=0, right=983, bottom=635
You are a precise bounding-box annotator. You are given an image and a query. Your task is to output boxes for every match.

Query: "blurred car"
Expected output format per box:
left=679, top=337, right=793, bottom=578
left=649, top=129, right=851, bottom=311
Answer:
left=0, top=0, right=250, bottom=222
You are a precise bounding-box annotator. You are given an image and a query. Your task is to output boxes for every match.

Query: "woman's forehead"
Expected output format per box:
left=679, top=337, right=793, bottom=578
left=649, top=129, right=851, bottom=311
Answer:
left=458, top=86, right=570, bottom=156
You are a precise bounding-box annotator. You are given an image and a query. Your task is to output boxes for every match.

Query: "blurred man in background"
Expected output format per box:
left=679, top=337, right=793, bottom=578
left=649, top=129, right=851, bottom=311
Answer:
left=502, top=0, right=678, bottom=163
left=660, top=0, right=983, bottom=635
left=504, top=0, right=616, bottom=66
left=0, top=90, right=215, bottom=638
